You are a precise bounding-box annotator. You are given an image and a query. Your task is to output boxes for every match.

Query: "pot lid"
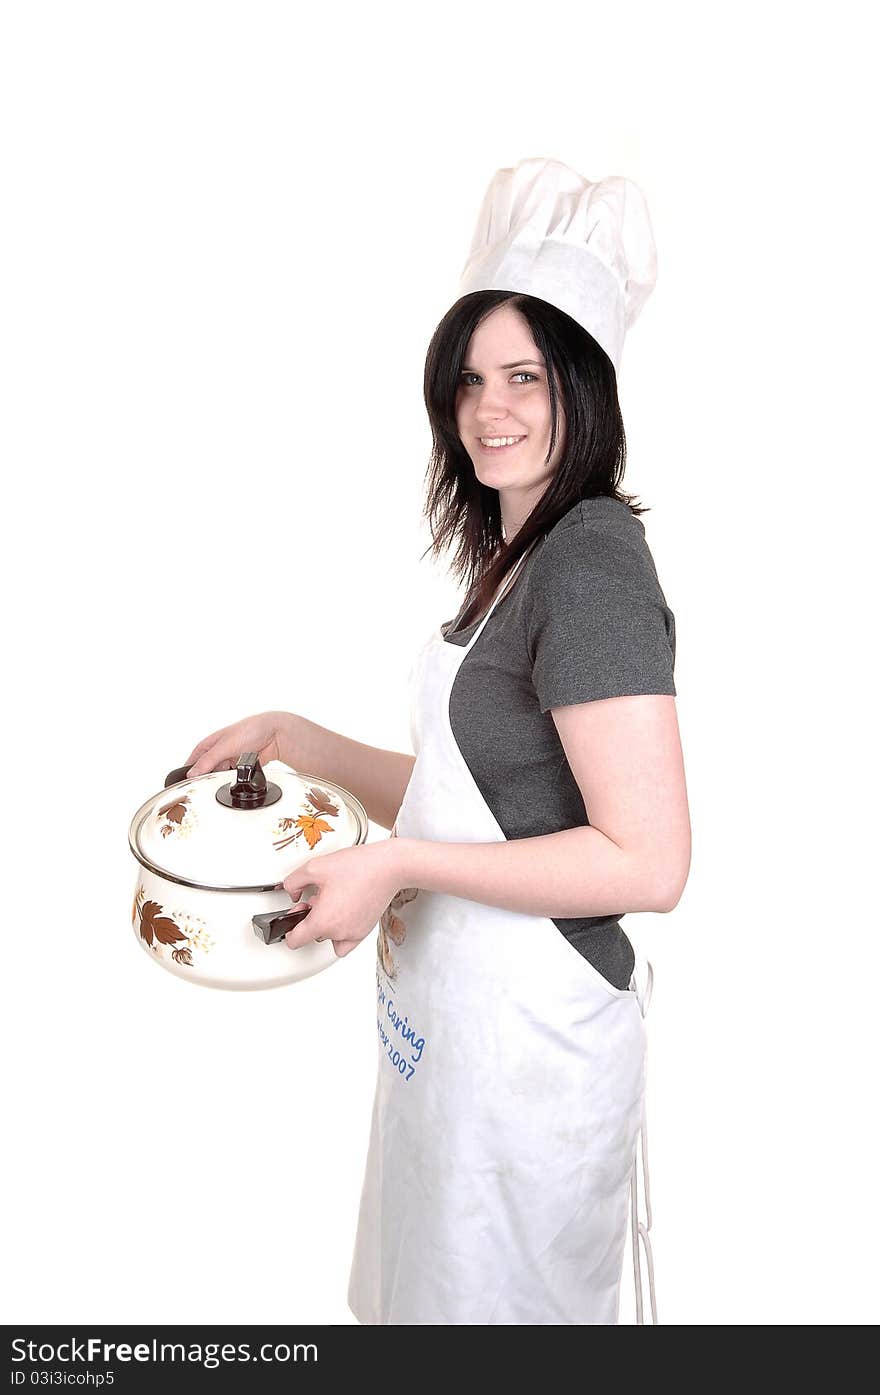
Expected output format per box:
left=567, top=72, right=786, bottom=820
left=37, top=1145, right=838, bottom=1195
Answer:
left=129, top=754, right=369, bottom=891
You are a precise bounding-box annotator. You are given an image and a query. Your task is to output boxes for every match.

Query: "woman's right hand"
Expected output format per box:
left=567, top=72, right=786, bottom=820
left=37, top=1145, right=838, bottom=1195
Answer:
left=183, top=711, right=298, bottom=778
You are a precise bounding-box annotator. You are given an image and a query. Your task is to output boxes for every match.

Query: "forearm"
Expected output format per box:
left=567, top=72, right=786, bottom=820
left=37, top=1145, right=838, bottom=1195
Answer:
left=392, top=826, right=674, bottom=917
left=287, top=714, right=415, bottom=831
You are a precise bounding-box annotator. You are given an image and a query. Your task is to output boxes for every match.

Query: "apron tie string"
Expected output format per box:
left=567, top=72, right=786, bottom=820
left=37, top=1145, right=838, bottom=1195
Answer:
left=630, top=959, right=658, bottom=1325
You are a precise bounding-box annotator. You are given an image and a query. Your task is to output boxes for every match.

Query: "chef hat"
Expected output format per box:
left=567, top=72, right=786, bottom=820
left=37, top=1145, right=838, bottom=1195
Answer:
left=456, top=156, right=658, bottom=374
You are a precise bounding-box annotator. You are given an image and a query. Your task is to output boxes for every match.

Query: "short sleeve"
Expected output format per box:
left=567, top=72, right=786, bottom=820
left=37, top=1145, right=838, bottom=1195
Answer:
left=527, top=520, right=677, bottom=714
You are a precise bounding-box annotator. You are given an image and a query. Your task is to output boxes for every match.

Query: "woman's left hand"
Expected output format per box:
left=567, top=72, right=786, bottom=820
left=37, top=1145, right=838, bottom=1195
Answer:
left=281, top=841, right=406, bottom=959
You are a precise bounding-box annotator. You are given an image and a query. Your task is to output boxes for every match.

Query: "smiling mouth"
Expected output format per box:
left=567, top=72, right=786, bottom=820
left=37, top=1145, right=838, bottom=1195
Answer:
left=477, top=436, right=526, bottom=454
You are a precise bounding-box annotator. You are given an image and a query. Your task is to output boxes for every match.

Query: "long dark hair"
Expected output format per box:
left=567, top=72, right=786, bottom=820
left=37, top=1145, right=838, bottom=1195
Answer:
left=421, top=289, right=646, bottom=631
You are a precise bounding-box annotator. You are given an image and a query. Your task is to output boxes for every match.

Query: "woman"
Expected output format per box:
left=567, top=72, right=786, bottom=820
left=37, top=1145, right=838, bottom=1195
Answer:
left=185, top=163, right=691, bottom=1324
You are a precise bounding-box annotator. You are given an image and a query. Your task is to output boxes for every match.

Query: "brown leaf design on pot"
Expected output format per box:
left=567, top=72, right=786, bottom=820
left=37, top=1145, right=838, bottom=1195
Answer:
left=155, top=793, right=197, bottom=841
left=307, top=786, right=339, bottom=818
left=137, top=899, right=187, bottom=949
left=132, top=886, right=204, bottom=969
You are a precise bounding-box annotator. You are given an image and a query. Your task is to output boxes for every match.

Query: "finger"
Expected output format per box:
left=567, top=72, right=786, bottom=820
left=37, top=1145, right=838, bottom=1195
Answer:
left=332, top=939, right=360, bottom=958
left=186, top=735, right=243, bottom=773
left=185, top=741, right=223, bottom=776
left=184, top=728, right=232, bottom=765
left=188, top=749, right=236, bottom=778
left=281, top=868, right=319, bottom=899
left=284, top=906, right=324, bottom=950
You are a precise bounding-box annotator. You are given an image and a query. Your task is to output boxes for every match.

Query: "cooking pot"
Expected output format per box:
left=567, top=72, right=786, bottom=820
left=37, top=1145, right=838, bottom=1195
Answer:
left=128, top=753, right=369, bottom=990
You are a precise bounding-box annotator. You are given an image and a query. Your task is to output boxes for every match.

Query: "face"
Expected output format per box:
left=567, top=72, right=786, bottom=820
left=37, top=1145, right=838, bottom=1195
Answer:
left=455, top=303, right=566, bottom=533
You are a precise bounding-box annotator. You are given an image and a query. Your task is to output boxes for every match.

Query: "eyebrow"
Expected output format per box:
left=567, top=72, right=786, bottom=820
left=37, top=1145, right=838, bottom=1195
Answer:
left=460, top=359, right=544, bottom=371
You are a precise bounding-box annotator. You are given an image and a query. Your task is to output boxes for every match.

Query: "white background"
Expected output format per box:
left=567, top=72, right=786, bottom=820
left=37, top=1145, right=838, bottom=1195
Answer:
left=2, top=0, right=876, bottom=1327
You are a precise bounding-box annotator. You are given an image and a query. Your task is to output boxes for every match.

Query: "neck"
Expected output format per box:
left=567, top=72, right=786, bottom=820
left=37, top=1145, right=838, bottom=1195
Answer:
left=501, top=508, right=524, bottom=543
left=500, top=484, right=545, bottom=543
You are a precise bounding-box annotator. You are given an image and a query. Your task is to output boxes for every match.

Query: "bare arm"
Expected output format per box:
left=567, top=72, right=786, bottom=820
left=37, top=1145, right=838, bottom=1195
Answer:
left=388, top=694, right=691, bottom=915
left=288, top=715, right=415, bottom=832
left=390, top=825, right=671, bottom=915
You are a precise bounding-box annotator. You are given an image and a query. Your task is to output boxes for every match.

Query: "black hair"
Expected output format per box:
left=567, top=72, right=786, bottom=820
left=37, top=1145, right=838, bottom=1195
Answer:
left=421, top=289, right=646, bottom=631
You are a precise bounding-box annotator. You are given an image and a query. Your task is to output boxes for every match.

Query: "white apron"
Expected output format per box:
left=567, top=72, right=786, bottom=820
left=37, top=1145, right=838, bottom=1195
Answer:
left=348, top=553, right=658, bottom=1325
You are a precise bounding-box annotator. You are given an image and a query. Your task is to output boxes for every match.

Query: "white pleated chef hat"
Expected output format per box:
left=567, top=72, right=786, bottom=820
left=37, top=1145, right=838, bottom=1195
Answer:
left=456, top=156, right=658, bottom=375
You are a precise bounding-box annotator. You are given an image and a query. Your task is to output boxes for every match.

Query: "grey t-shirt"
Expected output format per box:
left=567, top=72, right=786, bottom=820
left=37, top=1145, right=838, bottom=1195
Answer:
left=442, top=496, right=677, bottom=991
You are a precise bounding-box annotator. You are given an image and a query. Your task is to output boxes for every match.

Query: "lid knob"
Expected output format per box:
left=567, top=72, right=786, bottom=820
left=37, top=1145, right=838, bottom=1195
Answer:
left=216, top=753, right=283, bottom=810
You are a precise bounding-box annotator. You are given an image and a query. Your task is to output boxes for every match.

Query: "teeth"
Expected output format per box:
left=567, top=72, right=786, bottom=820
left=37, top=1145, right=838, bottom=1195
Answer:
left=480, top=436, right=523, bottom=447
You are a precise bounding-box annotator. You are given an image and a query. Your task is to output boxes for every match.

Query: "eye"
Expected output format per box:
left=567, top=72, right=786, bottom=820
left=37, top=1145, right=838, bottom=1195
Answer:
left=458, top=371, right=540, bottom=386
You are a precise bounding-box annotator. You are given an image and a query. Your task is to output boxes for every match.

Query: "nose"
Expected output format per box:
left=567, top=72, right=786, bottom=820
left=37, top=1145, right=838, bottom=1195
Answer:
left=474, top=381, right=515, bottom=426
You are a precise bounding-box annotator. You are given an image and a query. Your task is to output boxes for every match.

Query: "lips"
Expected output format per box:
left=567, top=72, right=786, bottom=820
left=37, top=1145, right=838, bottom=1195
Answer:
left=476, top=436, right=526, bottom=455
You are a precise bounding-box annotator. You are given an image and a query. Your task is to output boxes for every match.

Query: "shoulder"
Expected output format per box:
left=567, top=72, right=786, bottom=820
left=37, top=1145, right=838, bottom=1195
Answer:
left=532, top=497, right=662, bottom=594
left=524, top=498, right=677, bottom=710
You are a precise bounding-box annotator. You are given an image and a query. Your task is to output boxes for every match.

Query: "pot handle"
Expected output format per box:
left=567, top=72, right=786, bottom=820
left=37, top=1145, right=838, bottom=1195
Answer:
left=252, top=904, right=313, bottom=946
left=164, top=763, right=192, bottom=787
